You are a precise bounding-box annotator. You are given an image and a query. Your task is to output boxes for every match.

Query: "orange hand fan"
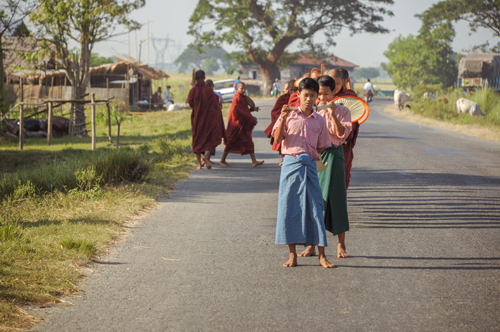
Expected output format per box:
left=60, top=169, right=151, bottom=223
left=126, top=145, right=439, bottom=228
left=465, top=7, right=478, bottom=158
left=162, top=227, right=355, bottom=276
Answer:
left=333, top=95, right=369, bottom=123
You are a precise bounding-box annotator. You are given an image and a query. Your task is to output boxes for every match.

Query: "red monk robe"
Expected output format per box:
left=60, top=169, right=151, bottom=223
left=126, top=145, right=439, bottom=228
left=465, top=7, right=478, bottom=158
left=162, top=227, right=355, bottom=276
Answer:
left=188, top=81, right=226, bottom=154
left=333, top=87, right=360, bottom=189
left=265, top=92, right=290, bottom=148
left=224, top=91, right=257, bottom=155
left=271, top=91, right=300, bottom=152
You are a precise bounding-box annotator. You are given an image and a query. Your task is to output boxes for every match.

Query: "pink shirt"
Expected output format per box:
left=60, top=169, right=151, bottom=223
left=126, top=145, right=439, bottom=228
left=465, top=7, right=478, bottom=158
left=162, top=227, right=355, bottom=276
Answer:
left=272, top=108, right=332, bottom=161
left=316, top=105, right=352, bottom=147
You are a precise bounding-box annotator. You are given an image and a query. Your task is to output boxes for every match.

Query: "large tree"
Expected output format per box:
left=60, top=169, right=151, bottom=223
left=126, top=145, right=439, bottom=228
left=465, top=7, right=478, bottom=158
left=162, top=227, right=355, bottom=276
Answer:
left=383, top=22, right=457, bottom=90
left=355, top=67, right=380, bottom=80
left=30, top=0, right=144, bottom=134
left=188, top=0, right=394, bottom=93
left=0, top=0, right=38, bottom=111
left=419, top=0, right=500, bottom=52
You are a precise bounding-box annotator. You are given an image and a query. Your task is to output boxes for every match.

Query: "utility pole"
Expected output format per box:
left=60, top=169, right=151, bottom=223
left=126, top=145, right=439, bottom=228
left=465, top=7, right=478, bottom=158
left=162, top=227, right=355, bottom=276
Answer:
left=147, top=21, right=150, bottom=66
left=135, top=29, right=138, bottom=61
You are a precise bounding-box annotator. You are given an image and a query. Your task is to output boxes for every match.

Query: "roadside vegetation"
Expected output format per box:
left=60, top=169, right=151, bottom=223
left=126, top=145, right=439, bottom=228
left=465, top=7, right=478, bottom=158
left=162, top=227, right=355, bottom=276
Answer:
left=0, top=103, right=228, bottom=330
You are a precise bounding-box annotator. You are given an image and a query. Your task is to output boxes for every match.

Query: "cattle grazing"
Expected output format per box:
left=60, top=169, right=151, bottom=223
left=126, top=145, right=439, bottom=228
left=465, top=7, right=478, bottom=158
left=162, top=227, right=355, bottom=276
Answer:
left=456, top=98, right=484, bottom=117
left=394, top=89, right=413, bottom=111
left=438, top=98, right=448, bottom=104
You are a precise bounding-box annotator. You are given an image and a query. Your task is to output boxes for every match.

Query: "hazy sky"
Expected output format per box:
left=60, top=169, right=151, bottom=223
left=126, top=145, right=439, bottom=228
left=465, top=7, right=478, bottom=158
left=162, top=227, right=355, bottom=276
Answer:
left=92, top=0, right=496, bottom=68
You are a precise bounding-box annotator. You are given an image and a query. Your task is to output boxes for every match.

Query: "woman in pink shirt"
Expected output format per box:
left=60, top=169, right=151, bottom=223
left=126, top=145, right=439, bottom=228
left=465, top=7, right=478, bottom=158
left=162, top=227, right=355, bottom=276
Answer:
left=272, top=78, right=335, bottom=269
left=299, top=75, right=352, bottom=260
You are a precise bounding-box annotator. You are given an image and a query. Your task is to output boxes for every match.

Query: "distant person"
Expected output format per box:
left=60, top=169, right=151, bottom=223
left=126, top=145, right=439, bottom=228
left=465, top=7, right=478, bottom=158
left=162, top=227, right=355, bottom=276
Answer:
left=272, top=79, right=279, bottom=98
left=154, top=87, right=163, bottom=104
left=233, top=76, right=241, bottom=91
left=206, top=79, right=223, bottom=106
left=363, top=78, right=374, bottom=96
left=188, top=70, right=226, bottom=170
left=163, top=85, right=174, bottom=107
left=219, top=82, right=264, bottom=167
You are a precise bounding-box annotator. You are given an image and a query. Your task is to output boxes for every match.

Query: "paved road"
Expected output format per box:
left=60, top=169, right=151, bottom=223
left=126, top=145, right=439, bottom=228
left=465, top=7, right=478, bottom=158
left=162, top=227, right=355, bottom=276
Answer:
left=32, top=98, right=500, bottom=331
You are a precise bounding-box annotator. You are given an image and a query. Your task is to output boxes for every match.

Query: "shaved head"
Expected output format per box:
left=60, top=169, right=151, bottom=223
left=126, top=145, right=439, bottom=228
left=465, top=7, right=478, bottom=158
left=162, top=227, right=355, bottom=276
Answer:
left=310, top=69, right=321, bottom=79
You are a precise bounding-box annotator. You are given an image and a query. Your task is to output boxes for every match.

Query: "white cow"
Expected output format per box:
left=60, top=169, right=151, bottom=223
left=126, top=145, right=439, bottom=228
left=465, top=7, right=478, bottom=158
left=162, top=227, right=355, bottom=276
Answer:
left=394, top=90, right=413, bottom=110
left=456, top=98, right=484, bottom=116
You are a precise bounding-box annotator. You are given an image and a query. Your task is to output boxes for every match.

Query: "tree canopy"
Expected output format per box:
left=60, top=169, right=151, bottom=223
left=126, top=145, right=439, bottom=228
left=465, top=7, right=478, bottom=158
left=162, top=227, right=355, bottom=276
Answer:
left=188, top=0, right=394, bottom=91
left=383, top=22, right=457, bottom=90
left=90, top=53, right=115, bottom=67
left=419, top=0, right=500, bottom=52
left=355, top=67, right=380, bottom=80
left=30, top=0, right=144, bottom=132
left=174, top=46, right=230, bottom=73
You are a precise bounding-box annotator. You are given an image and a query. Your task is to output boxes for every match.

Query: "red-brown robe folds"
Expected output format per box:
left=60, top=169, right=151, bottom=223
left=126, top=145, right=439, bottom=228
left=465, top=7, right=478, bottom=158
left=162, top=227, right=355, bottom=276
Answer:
left=271, top=91, right=300, bottom=152
left=224, top=92, right=257, bottom=155
left=265, top=92, right=290, bottom=148
left=188, top=81, right=226, bottom=154
left=334, top=87, right=360, bottom=189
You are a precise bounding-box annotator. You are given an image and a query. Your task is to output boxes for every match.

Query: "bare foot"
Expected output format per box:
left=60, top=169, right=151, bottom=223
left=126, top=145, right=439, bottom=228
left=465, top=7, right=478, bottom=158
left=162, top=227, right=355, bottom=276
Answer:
left=219, top=161, right=232, bottom=167
left=253, top=160, right=264, bottom=167
left=283, top=253, right=297, bottom=267
left=201, top=156, right=212, bottom=170
left=337, top=243, right=350, bottom=258
left=196, top=164, right=203, bottom=170
left=319, top=254, right=335, bottom=268
left=298, top=245, right=317, bottom=257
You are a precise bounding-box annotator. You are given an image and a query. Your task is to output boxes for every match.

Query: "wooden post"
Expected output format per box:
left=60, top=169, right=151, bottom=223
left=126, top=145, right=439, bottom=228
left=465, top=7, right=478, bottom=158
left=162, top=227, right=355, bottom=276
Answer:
left=91, top=93, right=96, bottom=151
left=19, top=78, right=24, bottom=151
left=47, top=101, right=53, bottom=145
left=106, top=77, right=109, bottom=89
left=106, top=101, right=113, bottom=143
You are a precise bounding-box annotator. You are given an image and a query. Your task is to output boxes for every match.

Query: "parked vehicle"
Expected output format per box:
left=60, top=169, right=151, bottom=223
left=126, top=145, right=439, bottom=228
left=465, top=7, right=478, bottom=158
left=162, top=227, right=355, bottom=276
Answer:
left=214, top=79, right=237, bottom=103
left=214, top=79, right=249, bottom=103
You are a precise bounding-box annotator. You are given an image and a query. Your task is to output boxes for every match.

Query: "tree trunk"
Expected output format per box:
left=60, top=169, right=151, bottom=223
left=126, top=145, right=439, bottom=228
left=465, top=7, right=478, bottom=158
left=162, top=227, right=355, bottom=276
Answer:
left=258, top=63, right=281, bottom=96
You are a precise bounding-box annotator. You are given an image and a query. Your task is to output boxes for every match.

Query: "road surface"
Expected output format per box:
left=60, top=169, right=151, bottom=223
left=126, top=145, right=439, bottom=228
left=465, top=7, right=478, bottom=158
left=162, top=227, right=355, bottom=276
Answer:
left=32, top=98, right=500, bottom=331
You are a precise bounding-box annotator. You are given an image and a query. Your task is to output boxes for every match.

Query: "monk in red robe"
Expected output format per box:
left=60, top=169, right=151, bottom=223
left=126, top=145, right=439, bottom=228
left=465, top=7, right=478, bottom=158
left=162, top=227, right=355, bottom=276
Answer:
left=219, top=82, right=264, bottom=167
left=188, top=70, right=226, bottom=170
left=265, top=80, right=296, bottom=151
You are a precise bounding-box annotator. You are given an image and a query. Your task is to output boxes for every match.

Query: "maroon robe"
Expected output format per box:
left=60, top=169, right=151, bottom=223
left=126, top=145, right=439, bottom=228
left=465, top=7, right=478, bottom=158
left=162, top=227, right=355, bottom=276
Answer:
left=224, top=92, right=257, bottom=155
left=334, top=87, right=360, bottom=189
left=188, top=81, right=226, bottom=154
left=265, top=92, right=290, bottom=145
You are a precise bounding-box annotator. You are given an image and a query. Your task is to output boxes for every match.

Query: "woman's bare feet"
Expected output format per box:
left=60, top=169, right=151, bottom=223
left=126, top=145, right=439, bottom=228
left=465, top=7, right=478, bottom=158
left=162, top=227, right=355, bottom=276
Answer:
left=298, top=245, right=317, bottom=257
left=253, top=160, right=264, bottom=167
left=319, top=254, right=335, bottom=268
left=337, top=243, right=350, bottom=258
left=219, top=161, right=231, bottom=167
left=283, top=253, right=297, bottom=267
left=196, top=165, right=203, bottom=170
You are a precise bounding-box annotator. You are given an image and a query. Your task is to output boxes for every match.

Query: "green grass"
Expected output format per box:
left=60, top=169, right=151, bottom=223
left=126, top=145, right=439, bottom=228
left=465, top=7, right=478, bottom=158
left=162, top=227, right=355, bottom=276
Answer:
left=408, top=88, right=500, bottom=129
left=0, top=105, right=219, bottom=329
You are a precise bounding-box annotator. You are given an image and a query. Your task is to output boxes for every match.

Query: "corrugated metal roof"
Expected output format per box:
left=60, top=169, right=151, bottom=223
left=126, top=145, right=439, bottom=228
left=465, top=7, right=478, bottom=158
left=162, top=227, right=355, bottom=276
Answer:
left=296, top=53, right=358, bottom=68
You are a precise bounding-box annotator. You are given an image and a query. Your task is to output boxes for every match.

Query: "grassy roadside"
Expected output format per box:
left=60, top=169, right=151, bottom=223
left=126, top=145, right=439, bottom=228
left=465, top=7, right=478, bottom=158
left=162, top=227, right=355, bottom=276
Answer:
left=381, top=102, right=500, bottom=142
left=0, top=103, right=229, bottom=330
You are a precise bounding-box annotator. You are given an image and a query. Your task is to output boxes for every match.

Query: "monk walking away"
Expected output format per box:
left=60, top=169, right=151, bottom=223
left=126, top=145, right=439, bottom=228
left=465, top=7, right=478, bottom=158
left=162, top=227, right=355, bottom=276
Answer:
left=219, top=82, right=264, bottom=167
left=188, top=70, right=226, bottom=170
left=272, top=78, right=335, bottom=268
left=299, top=75, right=352, bottom=259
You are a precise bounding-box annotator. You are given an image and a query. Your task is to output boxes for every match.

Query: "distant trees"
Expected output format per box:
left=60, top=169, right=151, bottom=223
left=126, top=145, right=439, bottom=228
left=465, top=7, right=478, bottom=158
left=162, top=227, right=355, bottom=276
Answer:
left=383, top=21, right=457, bottom=90
left=188, top=0, right=394, bottom=93
left=419, top=0, right=500, bottom=52
left=174, top=46, right=231, bottom=74
left=90, top=53, right=115, bottom=67
left=355, top=67, right=380, bottom=80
